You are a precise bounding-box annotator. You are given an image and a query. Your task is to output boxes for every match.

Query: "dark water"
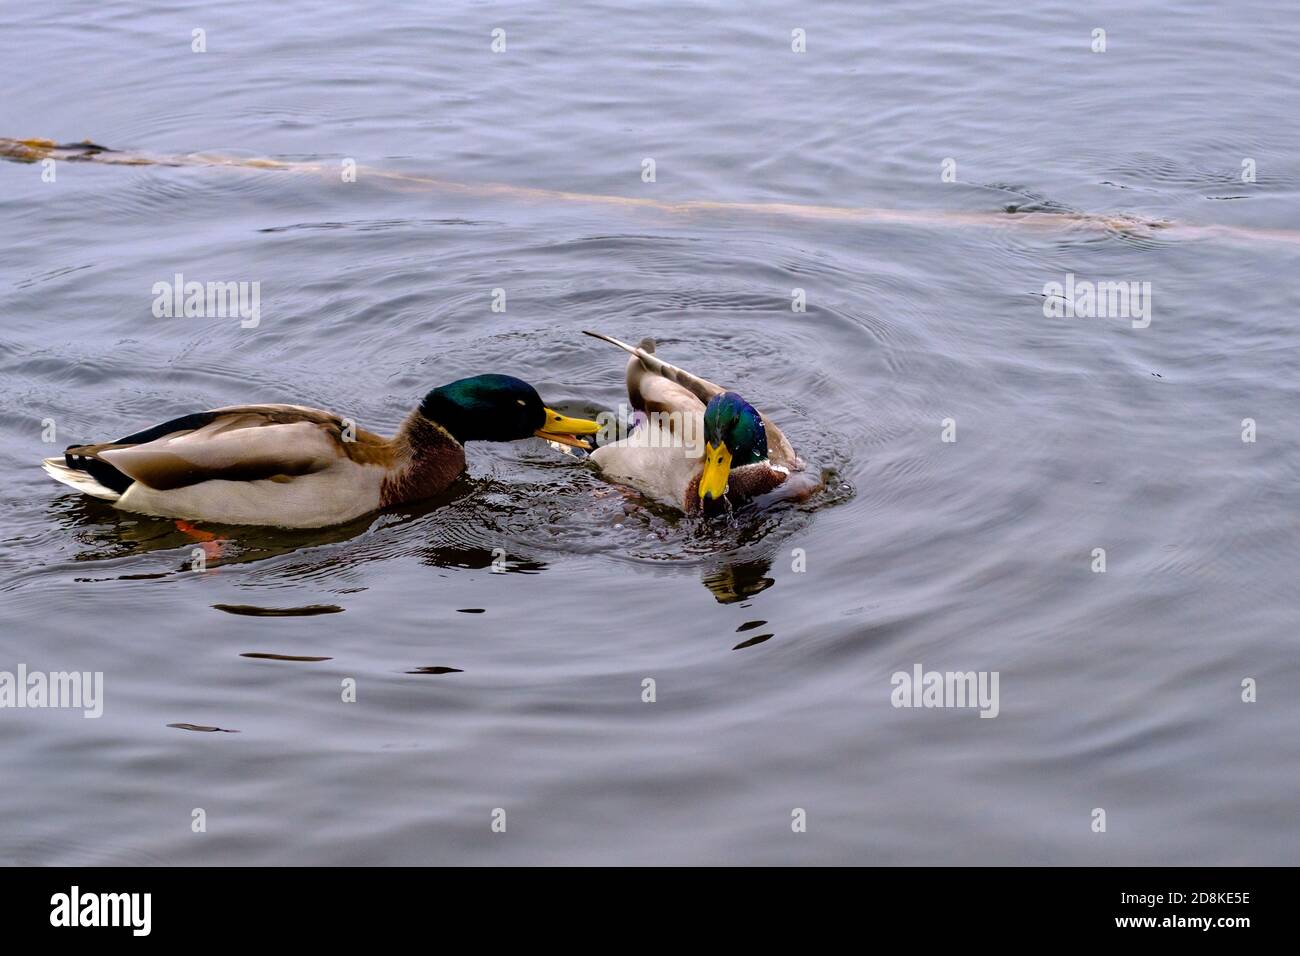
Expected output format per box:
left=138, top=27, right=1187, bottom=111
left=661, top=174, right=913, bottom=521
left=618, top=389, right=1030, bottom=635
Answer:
left=2, top=1, right=1297, bottom=865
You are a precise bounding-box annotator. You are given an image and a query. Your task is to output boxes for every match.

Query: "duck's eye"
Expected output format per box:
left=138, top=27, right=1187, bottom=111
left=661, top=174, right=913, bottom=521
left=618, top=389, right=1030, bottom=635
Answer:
left=516, top=399, right=527, bottom=406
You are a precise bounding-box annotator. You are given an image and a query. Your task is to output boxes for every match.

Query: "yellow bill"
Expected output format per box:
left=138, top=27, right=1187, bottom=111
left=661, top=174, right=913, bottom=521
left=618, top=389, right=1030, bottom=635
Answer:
left=536, top=408, right=601, bottom=448
left=698, top=442, right=733, bottom=500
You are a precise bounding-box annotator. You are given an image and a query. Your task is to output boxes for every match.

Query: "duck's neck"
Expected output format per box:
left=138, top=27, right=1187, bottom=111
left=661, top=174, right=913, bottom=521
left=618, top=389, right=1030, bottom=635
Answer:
left=379, top=410, right=467, bottom=507
left=684, top=461, right=788, bottom=513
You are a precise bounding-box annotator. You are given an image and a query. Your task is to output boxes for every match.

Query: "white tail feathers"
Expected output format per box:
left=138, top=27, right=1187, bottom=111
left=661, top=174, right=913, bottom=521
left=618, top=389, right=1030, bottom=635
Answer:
left=42, top=457, right=121, bottom=501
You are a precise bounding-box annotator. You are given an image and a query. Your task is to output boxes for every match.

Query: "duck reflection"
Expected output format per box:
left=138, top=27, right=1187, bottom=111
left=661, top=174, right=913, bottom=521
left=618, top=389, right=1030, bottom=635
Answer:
left=49, top=474, right=778, bottom=607
left=417, top=544, right=547, bottom=574
left=49, top=493, right=381, bottom=571
left=46, top=477, right=479, bottom=571
left=699, top=551, right=776, bottom=604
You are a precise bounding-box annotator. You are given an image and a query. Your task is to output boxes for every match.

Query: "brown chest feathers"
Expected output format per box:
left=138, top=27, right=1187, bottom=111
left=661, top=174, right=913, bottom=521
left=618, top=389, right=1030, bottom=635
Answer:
left=378, top=412, right=466, bottom=507
left=683, top=463, right=788, bottom=514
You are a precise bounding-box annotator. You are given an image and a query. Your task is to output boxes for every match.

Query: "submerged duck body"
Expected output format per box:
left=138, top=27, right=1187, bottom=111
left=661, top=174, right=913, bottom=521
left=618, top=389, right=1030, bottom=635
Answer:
left=583, top=332, right=812, bottom=513
left=42, top=375, right=599, bottom=529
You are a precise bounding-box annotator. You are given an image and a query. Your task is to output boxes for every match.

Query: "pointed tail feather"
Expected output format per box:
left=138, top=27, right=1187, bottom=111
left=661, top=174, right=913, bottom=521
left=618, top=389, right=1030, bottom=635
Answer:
left=581, top=330, right=726, bottom=405
left=42, top=457, right=121, bottom=501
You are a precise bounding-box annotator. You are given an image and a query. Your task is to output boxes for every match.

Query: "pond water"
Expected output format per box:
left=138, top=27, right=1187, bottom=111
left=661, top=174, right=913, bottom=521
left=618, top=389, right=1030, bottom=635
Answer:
left=1, top=0, right=1297, bottom=864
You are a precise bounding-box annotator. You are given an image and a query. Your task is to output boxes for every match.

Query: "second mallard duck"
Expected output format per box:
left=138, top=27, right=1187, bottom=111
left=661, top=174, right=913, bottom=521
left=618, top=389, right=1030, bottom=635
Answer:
left=42, top=375, right=600, bottom=528
left=583, top=331, right=814, bottom=513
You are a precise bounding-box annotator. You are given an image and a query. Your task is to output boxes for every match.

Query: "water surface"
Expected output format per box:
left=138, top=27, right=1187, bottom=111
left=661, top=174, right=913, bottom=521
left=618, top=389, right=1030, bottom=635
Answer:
left=1, top=1, right=1297, bottom=864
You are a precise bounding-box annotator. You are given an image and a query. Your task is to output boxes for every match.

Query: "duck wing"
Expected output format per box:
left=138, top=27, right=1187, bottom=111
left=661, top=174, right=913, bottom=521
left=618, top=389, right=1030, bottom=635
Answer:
left=63, top=404, right=390, bottom=492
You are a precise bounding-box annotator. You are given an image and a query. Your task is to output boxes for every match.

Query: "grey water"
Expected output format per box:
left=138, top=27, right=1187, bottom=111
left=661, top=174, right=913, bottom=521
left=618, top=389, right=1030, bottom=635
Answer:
left=1, top=0, right=1297, bottom=865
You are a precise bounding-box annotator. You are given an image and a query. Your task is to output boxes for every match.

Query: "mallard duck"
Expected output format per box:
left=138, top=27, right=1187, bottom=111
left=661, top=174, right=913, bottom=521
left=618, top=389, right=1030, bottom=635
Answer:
left=583, top=331, right=812, bottom=513
left=42, top=375, right=600, bottom=528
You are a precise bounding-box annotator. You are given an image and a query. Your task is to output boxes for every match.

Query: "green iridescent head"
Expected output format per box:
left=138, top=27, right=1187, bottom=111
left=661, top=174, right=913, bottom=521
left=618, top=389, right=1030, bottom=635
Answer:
left=699, top=391, right=767, bottom=501
left=420, top=374, right=599, bottom=446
